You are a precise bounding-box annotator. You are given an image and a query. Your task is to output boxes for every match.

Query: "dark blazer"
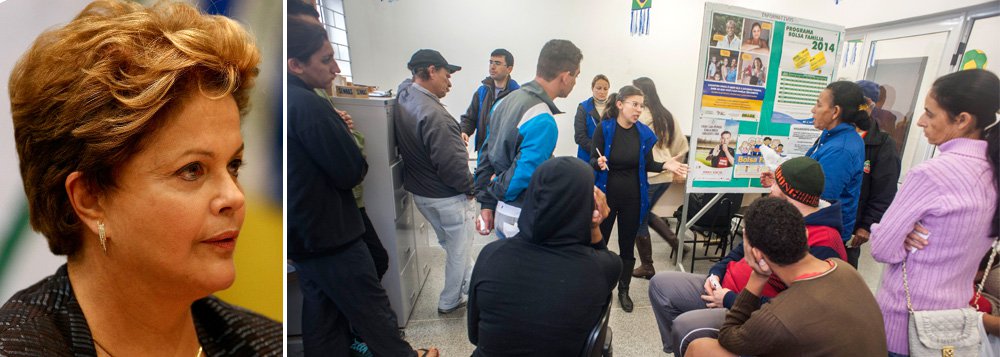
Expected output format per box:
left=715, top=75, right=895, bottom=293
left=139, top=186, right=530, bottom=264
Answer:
left=855, top=123, right=901, bottom=233
left=0, top=265, right=281, bottom=356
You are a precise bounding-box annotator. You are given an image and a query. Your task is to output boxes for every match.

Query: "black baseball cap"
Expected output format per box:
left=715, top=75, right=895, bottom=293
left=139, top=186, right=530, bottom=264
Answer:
left=407, top=49, right=462, bottom=73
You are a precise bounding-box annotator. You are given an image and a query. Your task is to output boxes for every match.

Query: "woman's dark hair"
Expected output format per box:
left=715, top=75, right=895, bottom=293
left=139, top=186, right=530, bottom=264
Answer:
left=826, top=81, right=872, bottom=131
left=751, top=22, right=762, bottom=34
left=930, top=69, right=1000, bottom=235
left=633, top=77, right=676, bottom=148
left=603, top=85, right=644, bottom=120
left=288, top=17, right=328, bottom=63
left=592, top=74, right=609, bottom=88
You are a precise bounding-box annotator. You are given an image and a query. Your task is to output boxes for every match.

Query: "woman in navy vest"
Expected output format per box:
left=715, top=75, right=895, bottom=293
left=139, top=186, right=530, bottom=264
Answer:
left=591, top=85, right=675, bottom=312
left=575, top=74, right=611, bottom=162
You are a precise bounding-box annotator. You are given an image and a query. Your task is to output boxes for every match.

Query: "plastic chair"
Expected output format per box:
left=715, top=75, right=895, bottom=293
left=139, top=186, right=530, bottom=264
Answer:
left=581, top=295, right=613, bottom=357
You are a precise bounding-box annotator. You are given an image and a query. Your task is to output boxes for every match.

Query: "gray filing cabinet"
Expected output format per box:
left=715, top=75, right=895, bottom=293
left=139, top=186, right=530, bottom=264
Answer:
left=329, top=96, right=430, bottom=328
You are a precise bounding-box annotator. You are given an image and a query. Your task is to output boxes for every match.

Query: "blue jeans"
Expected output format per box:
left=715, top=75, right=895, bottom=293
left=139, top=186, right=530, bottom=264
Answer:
left=413, top=194, right=473, bottom=310
left=637, top=183, right=670, bottom=236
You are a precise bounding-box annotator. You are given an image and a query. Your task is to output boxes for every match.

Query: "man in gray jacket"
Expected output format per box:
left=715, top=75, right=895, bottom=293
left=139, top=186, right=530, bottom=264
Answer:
left=394, top=49, right=474, bottom=314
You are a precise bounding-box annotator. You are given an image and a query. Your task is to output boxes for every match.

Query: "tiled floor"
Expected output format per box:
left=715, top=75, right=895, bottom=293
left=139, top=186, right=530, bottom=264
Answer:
left=402, top=216, right=884, bottom=356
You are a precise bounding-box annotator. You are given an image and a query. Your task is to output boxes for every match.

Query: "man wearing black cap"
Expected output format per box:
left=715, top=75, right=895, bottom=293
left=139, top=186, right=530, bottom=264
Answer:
left=394, top=49, right=475, bottom=315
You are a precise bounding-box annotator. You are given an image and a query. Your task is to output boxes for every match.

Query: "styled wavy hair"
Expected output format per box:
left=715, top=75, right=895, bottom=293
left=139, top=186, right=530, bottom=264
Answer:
left=9, top=0, right=260, bottom=256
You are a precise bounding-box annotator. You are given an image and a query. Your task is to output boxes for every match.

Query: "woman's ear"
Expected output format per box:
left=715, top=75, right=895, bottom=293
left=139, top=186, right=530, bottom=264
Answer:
left=832, top=104, right=843, bottom=120
left=65, top=171, right=104, bottom=237
left=955, top=112, right=977, bottom=133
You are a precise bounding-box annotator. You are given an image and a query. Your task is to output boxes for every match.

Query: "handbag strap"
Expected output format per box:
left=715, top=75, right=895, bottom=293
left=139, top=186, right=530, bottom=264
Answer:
left=903, top=237, right=999, bottom=313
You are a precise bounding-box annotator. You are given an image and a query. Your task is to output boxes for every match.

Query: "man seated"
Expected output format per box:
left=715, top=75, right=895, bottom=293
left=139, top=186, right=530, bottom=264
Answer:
left=685, top=197, right=887, bottom=357
left=648, top=157, right=847, bottom=355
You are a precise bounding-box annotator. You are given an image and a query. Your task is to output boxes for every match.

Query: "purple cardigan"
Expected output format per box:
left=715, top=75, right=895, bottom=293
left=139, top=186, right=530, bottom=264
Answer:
left=870, top=138, right=997, bottom=355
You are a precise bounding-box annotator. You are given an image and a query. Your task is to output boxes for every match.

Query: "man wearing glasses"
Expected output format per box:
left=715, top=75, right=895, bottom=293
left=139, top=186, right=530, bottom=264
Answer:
left=460, top=49, right=520, bottom=152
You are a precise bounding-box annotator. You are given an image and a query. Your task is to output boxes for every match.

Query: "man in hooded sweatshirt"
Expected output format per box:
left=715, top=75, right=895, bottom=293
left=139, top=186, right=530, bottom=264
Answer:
left=467, top=157, right=621, bottom=356
left=648, top=156, right=846, bottom=356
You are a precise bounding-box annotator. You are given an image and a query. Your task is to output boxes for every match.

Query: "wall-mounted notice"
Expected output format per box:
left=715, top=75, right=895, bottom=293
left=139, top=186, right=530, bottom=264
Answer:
left=687, top=3, right=844, bottom=193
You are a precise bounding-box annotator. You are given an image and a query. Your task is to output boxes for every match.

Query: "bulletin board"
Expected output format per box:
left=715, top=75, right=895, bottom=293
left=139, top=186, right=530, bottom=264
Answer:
left=686, top=3, right=845, bottom=193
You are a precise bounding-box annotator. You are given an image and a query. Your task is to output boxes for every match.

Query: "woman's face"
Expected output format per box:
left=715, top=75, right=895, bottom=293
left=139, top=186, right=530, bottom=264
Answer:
left=295, top=41, right=340, bottom=90
left=811, top=89, right=841, bottom=130
left=100, top=93, right=246, bottom=298
left=918, top=92, right=975, bottom=145
left=592, top=79, right=610, bottom=101
left=617, top=94, right=645, bottom=124
left=752, top=25, right=761, bottom=40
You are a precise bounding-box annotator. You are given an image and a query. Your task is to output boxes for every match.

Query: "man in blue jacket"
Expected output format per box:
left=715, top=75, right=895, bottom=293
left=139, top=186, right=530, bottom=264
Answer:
left=474, top=39, right=583, bottom=238
left=460, top=49, right=520, bottom=152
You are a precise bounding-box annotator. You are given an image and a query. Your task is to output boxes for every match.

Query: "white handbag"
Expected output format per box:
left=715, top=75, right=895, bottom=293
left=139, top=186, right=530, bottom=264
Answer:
left=903, top=239, right=997, bottom=357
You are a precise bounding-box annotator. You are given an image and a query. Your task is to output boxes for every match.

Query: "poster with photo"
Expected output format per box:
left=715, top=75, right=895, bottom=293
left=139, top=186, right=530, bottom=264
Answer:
left=737, top=52, right=768, bottom=87
left=688, top=3, right=843, bottom=193
left=692, top=118, right=739, bottom=182
left=705, top=47, right=742, bottom=83
left=709, top=13, right=744, bottom=50
left=739, top=19, right=772, bottom=55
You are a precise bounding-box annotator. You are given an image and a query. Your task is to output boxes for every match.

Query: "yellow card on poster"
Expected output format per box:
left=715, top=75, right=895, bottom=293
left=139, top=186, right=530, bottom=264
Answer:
left=793, top=48, right=810, bottom=69
left=810, top=51, right=827, bottom=71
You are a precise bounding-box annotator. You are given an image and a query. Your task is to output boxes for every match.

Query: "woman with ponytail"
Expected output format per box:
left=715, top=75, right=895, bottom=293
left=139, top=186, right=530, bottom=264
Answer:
left=630, top=77, right=689, bottom=279
left=869, top=69, right=999, bottom=357
left=804, top=81, right=868, bottom=244
left=591, top=85, right=685, bottom=312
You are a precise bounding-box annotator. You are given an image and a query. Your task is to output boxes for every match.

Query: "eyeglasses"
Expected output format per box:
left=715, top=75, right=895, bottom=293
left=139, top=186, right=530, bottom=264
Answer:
left=489, top=60, right=507, bottom=67
left=623, top=101, right=646, bottom=110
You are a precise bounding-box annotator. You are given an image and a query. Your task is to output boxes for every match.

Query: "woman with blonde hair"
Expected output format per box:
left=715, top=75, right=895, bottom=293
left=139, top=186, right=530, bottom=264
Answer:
left=0, top=1, right=280, bottom=355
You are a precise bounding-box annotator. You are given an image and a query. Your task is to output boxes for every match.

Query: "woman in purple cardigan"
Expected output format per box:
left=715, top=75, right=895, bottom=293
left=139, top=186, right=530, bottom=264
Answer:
left=870, top=69, right=999, bottom=357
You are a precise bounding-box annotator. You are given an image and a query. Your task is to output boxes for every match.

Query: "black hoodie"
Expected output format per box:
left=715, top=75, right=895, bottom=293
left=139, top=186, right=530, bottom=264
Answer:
left=468, top=157, right=621, bottom=356
left=856, top=123, right=901, bottom=233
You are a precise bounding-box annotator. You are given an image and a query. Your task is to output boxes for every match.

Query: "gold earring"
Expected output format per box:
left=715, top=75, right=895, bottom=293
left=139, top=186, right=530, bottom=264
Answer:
left=98, top=221, right=107, bottom=255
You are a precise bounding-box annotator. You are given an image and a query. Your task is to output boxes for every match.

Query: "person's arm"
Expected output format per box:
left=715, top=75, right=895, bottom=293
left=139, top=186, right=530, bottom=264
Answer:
left=291, top=97, right=367, bottom=190
left=459, top=90, right=480, bottom=137
left=422, top=112, right=473, bottom=194
left=984, top=314, right=1000, bottom=337
left=860, top=138, right=901, bottom=232
left=815, top=148, right=856, bottom=201
left=869, top=168, right=937, bottom=264
left=474, top=142, right=498, bottom=211
left=590, top=124, right=606, bottom=171
left=717, top=289, right=791, bottom=356
left=645, top=147, right=665, bottom=173
left=574, top=104, right=593, bottom=149
left=488, top=115, right=558, bottom=203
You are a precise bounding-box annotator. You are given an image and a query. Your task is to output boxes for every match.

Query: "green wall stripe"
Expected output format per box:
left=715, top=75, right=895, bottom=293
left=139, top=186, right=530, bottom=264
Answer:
left=0, top=200, right=31, bottom=284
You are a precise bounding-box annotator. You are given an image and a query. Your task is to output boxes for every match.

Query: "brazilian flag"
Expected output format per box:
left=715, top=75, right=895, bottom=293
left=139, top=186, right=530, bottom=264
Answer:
left=631, top=0, right=651, bottom=36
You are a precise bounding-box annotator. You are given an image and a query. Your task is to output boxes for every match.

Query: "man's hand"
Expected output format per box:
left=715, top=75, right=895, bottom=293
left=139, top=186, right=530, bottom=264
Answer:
left=701, top=287, right=732, bottom=308
left=336, top=109, right=354, bottom=130
left=477, top=209, right=494, bottom=236
left=851, top=227, right=870, bottom=248
left=461, top=133, right=470, bottom=145
left=759, top=170, right=775, bottom=188
left=592, top=187, right=610, bottom=227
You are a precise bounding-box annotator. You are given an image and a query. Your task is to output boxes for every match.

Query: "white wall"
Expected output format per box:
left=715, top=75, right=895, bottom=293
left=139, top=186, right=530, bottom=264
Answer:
left=343, top=0, right=995, bottom=159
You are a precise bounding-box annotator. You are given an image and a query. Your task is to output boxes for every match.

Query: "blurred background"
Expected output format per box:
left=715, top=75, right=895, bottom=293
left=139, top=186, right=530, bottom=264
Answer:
left=0, top=0, right=283, bottom=321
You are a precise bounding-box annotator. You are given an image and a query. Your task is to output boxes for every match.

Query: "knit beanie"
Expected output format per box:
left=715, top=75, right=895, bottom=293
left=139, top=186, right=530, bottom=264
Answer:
left=774, top=157, right=824, bottom=207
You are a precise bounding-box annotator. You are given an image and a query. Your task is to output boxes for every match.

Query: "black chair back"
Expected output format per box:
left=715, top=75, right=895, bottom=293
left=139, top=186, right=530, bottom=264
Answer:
left=581, top=295, right=613, bottom=357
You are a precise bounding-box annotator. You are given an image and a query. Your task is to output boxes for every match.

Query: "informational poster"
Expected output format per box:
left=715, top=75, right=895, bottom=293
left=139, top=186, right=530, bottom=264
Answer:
left=687, top=3, right=844, bottom=193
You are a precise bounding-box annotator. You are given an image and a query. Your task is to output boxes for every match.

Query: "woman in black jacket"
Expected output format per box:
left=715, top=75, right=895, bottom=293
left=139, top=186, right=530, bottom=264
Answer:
left=468, top=157, right=621, bottom=356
